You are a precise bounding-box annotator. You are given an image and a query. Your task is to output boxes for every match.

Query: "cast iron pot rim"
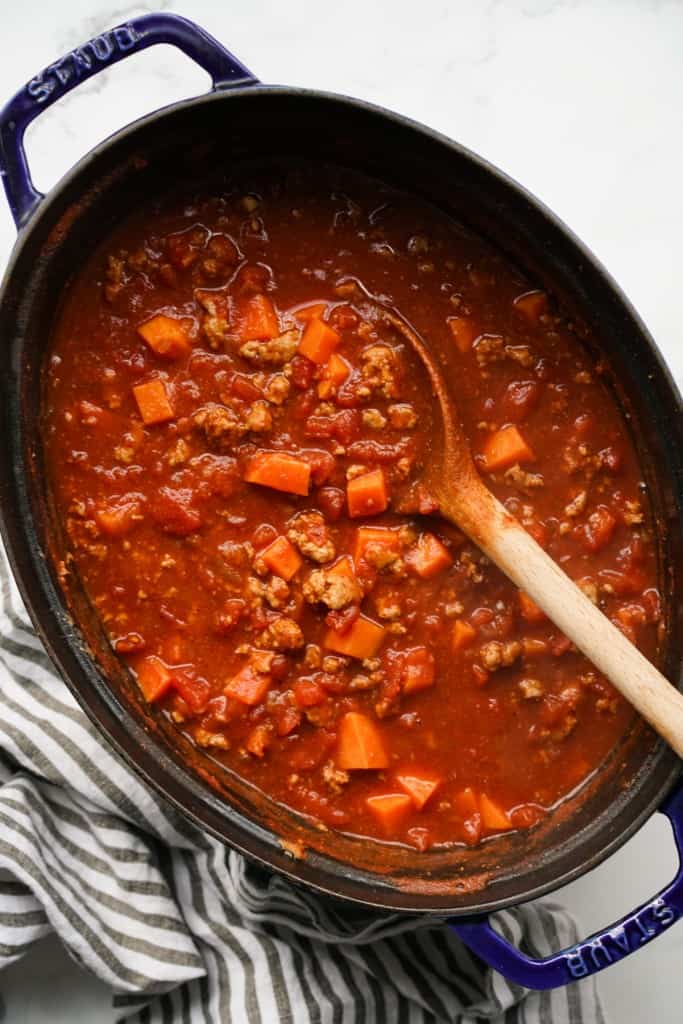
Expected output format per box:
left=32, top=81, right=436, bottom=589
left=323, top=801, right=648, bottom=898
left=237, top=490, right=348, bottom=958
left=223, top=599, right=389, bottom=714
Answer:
left=1, top=83, right=681, bottom=915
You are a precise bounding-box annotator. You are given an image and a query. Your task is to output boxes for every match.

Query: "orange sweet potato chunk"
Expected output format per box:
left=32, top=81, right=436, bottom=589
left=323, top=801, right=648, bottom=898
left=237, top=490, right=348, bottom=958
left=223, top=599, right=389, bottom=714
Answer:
left=336, top=712, right=388, bottom=770
left=138, top=314, right=191, bottom=359
left=132, top=379, right=174, bottom=425
left=324, top=615, right=386, bottom=660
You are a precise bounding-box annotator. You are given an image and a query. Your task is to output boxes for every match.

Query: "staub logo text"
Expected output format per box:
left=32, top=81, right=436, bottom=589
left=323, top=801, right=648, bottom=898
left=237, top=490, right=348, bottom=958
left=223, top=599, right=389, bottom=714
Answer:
left=26, top=25, right=139, bottom=103
left=564, top=898, right=676, bottom=979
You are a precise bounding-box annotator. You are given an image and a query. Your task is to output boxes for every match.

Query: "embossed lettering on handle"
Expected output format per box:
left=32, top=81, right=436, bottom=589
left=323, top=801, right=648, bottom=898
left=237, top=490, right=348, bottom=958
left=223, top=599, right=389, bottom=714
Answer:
left=0, top=12, right=258, bottom=227
left=450, top=780, right=683, bottom=990
left=27, top=25, right=140, bottom=105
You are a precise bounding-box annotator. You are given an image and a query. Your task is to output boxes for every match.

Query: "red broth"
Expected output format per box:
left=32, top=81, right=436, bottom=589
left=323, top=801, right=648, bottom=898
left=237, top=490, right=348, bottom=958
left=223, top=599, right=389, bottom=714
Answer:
left=42, top=165, right=660, bottom=850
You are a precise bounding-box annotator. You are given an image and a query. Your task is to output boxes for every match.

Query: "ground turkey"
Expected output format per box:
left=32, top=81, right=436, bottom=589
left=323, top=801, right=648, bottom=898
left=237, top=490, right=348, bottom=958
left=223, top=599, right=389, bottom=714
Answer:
left=239, top=329, right=299, bottom=365
left=287, top=512, right=336, bottom=563
left=303, top=567, right=361, bottom=609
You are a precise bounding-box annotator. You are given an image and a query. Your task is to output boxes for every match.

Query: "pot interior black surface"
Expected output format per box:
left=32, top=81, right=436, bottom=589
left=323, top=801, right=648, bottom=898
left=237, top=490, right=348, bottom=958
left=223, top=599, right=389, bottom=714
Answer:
left=0, top=87, right=681, bottom=914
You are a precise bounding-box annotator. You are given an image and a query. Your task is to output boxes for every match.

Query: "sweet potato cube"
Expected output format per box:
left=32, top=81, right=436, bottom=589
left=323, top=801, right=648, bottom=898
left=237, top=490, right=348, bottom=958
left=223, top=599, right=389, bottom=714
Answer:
left=513, top=290, right=548, bottom=323
left=135, top=656, right=173, bottom=703
left=239, top=294, right=280, bottom=341
left=366, top=793, right=412, bottom=833
left=243, top=452, right=311, bottom=496
left=400, top=647, right=436, bottom=695
left=482, top=425, right=535, bottom=472
left=452, top=620, right=477, bottom=651
left=395, top=772, right=442, bottom=810
left=327, top=555, right=356, bottom=581
left=479, top=793, right=513, bottom=832
left=447, top=316, right=477, bottom=353
left=347, top=469, right=388, bottom=518
left=137, top=314, right=191, bottom=359
left=259, top=535, right=303, bottom=581
left=324, top=615, right=386, bottom=660
left=294, top=302, right=328, bottom=323
left=224, top=665, right=272, bottom=706
left=518, top=590, right=547, bottom=623
left=353, top=526, right=400, bottom=567
left=336, top=711, right=388, bottom=770
left=133, top=379, right=174, bottom=425
left=318, top=352, right=351, bottom=398
left=405, top=533, right=452, bottom=579
left=298, top=317, right=341, bottom=365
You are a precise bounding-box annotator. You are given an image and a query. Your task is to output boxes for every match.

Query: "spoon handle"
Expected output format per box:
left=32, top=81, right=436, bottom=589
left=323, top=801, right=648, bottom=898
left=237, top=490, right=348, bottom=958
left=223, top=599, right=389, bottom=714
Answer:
left=457, top=491, right=683, bottom=757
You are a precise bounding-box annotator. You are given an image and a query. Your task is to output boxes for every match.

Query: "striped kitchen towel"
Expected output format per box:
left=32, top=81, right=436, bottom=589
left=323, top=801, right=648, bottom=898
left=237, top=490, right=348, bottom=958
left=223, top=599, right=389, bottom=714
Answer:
left=0, top=545, right=604, bottom=1023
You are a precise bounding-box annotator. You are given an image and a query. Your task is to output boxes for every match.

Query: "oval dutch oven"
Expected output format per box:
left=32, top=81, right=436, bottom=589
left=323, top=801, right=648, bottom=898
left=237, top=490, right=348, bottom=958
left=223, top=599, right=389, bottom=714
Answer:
left=1, top=13, right=682, bottom=991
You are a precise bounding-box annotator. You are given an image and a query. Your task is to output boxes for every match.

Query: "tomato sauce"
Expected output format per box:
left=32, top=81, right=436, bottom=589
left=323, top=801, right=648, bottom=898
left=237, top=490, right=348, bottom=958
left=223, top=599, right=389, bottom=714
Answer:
left=43, top=164, right=661, bottom=850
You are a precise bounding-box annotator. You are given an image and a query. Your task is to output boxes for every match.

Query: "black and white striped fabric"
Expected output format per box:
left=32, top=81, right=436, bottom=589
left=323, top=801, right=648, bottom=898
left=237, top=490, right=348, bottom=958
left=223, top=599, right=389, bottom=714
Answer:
left=0, top=545, right=603, bottom=1022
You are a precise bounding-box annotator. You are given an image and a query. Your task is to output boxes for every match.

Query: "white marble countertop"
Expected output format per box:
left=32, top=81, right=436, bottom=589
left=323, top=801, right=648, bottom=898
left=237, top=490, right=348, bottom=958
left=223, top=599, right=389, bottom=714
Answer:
left=1, top=1, right=682, bottom=1021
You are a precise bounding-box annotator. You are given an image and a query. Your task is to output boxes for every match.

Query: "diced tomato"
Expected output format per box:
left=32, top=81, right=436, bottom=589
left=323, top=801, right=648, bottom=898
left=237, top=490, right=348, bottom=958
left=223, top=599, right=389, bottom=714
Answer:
left=298, top=317, right=341, bottom=364
left=513, top=290, right=548, bottom=323
left=366, top=793, right=412, bottom=833
left=166, top=226, right=208, bottom=268
left=482, top=425, right=535, bottom=472
left=405, top=533, right=452, bottom=579
left=224, top=665, right=272, bottom=706
left=230, top=373, right=263, bottom=401
left=95, top=500, right=140, bottom=538
left=259, top=535, right=303, bottom=581
left=293, top=678, right=327, bottom=708
left=306, top=409, right=361, bottom=445
left=213, top=598, right=247, bottom=635
left=395, top=771, right=441, bottom=810
left=288, top=728, right=337, bottom=771
left=447, top=316, right=477, bottom=353
left=518, top=591, right=547, bottom=623
left=290, top=354, right=316, bottom=390
left=317, top=486, right=345, bottom=521
left=501, top=380, right=541, bottom=423
left=172, top=672, right=211, bottom=714
left=132, top=378, right=174, bottom=425
left=336, top=712, right=388, bottom=770
left=150, top=487, right=202, bottom=536
left=324, top=615, right=386, bottom=660
left=324, top=603, right=361, bottom=635
left=238, top=293, right=279, bottom=341
left=452, top=620, right=477, bottom=651
left=138, top=314, right=191, bottom=359
left=581, top=507, right=617, bottom=552
left=135, top=656, right=173, bottom=703
left=243, top=451, right=311, bottom=496
left=347, top=469, right=388, bottom=518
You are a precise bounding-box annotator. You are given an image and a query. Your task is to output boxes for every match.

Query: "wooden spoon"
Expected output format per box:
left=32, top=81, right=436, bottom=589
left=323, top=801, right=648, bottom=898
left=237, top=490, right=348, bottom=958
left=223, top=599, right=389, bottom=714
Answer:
left=375, top=304, right=683, bottom=758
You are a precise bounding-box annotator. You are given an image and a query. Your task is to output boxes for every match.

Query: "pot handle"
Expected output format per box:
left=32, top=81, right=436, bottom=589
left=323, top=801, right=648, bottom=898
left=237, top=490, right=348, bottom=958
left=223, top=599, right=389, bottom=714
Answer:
left=0, top=12, right=258, bottom=228
left=449, top=780, right=683, bottom=989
